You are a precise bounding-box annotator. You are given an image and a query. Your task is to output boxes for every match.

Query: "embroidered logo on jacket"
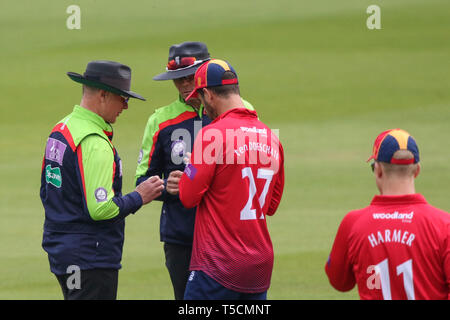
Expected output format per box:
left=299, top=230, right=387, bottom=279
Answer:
left=94, top=187, right=108, bottom=202
left=45, top=138, right=67, bottom=166
left=171, top=140, right=186, bottom=157
left=138, top=149, right=143, bottom=164
left=45, top=165, right=62, bottom=188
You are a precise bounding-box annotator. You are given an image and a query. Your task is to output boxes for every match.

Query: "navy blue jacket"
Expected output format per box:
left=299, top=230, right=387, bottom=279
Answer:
left=41, top=106, right=142, bottom=275
left=135, top=98, right=210, bottom=246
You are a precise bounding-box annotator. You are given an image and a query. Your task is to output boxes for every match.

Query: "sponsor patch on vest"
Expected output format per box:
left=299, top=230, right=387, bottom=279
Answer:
left=45, top=138, right=67, bottom=165
left=45, top=165, right=62, bottom=188
left=94, top=187, right=108, bottom=203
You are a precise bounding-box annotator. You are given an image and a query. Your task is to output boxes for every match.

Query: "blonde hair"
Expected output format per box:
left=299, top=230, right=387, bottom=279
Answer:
left=379, top=150, right=418, bottom=177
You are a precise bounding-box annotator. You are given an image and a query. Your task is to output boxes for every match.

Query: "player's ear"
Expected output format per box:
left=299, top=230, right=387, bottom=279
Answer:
left=203, top=88, right=213, bottom=101
left=374, top=162, right=383, bottom=178
left=99, top=89, right=108, bottom=102
left=414, top=163, right=420, bottom=178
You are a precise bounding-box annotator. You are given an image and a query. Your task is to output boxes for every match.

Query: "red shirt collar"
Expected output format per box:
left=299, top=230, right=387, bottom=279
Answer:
left=212, top=107, right=258, bottom=124
left=371, top=193, right=427, bottom=205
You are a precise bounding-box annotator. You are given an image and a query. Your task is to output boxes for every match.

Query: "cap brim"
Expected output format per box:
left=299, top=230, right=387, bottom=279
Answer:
left=185, top=88, right=199, bottom=101
left=153, top=64, right=202, bottom=81
left=122, top=90, right=146, bottom=101
left=67, top=72, right=146, bottom=101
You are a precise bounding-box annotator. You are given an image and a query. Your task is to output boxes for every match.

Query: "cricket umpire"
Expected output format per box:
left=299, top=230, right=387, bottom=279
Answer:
left=40, top=60, right=164, bottom=300
left=135, top=42, right=254, bottom=299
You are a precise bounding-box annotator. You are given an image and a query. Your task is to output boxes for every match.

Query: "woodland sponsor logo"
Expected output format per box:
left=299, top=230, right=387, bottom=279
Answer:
left=372, top=211, right=414, bottom=222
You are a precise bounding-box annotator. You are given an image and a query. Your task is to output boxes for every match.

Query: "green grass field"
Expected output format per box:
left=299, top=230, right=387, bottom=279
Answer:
left=0, top=0, right=449, bottom=299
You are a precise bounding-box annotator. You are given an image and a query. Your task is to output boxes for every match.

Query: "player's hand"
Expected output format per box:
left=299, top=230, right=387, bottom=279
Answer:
left=135, top=175, right=164, bottom=205
left=183, top=152, right=192, bottom=166
left=166, top=170, right=183, bottom=195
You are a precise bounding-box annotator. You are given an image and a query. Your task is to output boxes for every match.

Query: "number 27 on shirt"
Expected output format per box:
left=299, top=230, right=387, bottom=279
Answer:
left=240, top=167, right=274, bottom=221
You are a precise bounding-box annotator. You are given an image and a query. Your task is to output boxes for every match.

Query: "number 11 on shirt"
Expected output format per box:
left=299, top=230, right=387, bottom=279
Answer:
left=240, top=167, right=274, bottom=220
left=372, top=258, right=415, bottom=300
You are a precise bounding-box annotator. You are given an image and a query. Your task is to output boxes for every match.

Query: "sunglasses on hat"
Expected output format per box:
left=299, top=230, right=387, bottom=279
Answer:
left=167, top=57, right=197, bottom=71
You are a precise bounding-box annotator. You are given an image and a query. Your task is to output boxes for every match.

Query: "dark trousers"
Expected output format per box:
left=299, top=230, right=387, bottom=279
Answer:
left=56, top=268, right=118, bottom=300
left=184, top=270, right=267, bottom=300
left=164, top=243, right=192, bottom=300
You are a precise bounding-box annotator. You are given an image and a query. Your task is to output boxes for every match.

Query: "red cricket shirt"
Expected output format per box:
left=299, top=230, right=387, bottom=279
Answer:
left=325, top=194, right=450, bottom=300
left=179, top=108, right=285, bottom=293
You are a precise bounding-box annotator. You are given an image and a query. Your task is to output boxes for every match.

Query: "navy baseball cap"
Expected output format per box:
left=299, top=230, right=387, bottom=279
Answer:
left=367, top=129, right=420, bottom=164
left=185, top=59, right=238, bottom=101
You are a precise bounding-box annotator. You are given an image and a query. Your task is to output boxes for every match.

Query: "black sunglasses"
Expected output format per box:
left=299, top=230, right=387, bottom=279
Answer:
left=370, top=162, right=375, bottom=172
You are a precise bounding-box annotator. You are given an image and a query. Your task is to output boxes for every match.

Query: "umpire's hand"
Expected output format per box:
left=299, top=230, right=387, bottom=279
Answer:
left=166, top=170, right=184, bottom=195
left=135, top=175, right=165, bottom=204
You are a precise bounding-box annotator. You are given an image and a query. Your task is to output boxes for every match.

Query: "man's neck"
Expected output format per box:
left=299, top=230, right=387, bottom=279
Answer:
left=216, top=94, right=244, bottom=116
left=80, top=97, right=99, bottom=115
left=379, top=179, right=416, bottom=196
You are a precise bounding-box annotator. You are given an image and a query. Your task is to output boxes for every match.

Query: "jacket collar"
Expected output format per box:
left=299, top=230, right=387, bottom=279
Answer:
left=178, top=95, right=205, bottom=118
left=371, top=193, right=427, bottom=205
left=212, top=107, right=258, bottom=124
left=72, top=105, right=114, bottom=139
